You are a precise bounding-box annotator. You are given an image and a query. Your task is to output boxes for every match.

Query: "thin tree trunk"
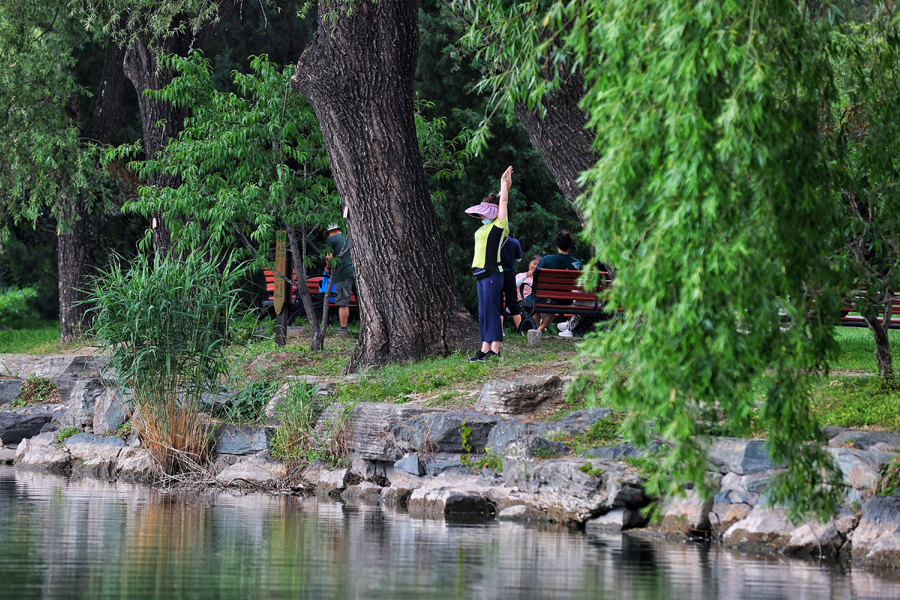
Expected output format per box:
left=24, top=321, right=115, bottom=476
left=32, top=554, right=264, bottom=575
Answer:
left=513, top=73, right=595, bottom=224
left=865, top=300, right=895, bottom=387
left=292, top=0, right=477, bottom=371
left=57, top=194, right=92, bottom=343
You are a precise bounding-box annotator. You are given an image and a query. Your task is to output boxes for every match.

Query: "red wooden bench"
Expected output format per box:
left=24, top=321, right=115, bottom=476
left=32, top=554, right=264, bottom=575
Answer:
left=262, top=268, right=358, bottom=325
left=839, top=295, right=900, bottom=329
left=519, top=268, right=619, bottom=332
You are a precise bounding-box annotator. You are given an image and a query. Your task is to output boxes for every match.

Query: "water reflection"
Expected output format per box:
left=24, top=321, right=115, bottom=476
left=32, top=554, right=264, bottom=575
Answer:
left=0, top=466, right=897, bottom=600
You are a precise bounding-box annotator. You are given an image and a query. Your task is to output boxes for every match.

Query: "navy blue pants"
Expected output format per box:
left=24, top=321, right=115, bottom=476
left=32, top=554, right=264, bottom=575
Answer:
left=477, top=272, right=504, bottom=343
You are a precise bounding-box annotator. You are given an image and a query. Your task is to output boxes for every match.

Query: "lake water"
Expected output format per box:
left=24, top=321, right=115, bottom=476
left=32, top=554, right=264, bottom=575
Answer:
left=1, top=465, right=898, bottom=599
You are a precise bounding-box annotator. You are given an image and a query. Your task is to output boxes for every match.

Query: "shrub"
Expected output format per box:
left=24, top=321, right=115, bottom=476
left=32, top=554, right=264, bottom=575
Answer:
left=0, top=287, right=38, bottom=322
left=88, top=247, right=248, bottom=474
left=270, top=381, right=351, bottom=467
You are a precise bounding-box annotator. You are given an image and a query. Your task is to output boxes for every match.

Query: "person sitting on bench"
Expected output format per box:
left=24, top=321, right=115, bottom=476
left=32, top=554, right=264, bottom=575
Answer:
left=535, top=231, right=581, bottom=333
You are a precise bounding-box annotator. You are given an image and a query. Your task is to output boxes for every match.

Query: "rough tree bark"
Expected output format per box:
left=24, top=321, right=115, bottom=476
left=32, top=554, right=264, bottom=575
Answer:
left=292, top=0, right=477, bottom=370
left=58, top=37, right=129, bottom=343
left=121, top=5, right=233, bottom=255
left=513, top=73, right=595, bottom=224
left=122, top=31, right=192, bottom=256
left=864, top=297, right=895, bottom=386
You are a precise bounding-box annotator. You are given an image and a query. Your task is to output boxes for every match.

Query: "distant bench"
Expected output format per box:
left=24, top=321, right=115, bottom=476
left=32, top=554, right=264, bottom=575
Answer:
left=839, top=295, right=900, bottom=329
left=262, top=268, right=358, bottom=325
left=519, top=268, right=619, bottom=333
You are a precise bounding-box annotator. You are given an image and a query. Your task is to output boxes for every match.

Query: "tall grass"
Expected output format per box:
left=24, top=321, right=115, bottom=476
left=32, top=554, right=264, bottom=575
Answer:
left=88, top=248, right=248, bottom=474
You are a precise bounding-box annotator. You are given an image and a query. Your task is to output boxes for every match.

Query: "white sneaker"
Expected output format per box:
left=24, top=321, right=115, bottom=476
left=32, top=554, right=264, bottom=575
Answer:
left=558, top=330, right=574, bottom=338
left=558, top=321, right=569, bottom=332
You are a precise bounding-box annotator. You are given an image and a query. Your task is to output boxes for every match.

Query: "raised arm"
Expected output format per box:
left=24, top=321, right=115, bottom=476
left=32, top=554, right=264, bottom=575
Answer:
left=498, top=166, right=513, bottom=223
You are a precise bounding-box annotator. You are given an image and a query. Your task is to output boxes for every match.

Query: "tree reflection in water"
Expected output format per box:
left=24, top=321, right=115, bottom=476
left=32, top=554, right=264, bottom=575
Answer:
left=1, top=467, right=898, bottom=600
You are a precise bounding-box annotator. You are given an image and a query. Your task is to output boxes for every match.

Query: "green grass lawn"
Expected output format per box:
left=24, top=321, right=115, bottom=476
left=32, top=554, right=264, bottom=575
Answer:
left=4, top=316, right=900, bottom=432
left=831, top=326, right=900, bottom=372
left=0, top=318, right=64, bottom=354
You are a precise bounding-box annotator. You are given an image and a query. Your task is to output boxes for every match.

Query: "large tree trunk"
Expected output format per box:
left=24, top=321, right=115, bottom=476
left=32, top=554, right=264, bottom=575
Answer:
left=514, top=74, right=595, bottom=224
left=58, top=37, right=130, bottom=343
left=292, top=0, right=477, bottom=370
left=122, top=32, right=192, bottom=256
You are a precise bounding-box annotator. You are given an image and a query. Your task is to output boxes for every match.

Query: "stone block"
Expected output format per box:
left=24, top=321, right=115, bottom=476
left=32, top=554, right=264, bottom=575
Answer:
left=392, top=409, right=499, bottom=454
left=828, top=430, right=900, bottom=451
left=64, top=433, right=126, bottom=462
left=657, top=489, right=713, bottom=534
left=851, top=493, right=900, bottom=569
left=394, top=453, right=424, bottom=476
left=116, top=447, right=159, bottom=483
left=341, top=482, right=384, bottom=505
left=315, top=402, right=443, bottom=462
left=504, top=436, right=569, bottom=459
left=504, top=457, right=644, bottom=523
left=497, top=504, right=550, bottom=522
left=14, top=432, right=71, bottom=474
left=723, top=507, right=794, bottom=549
left=585, top=508, right=643, bottom=533
left=474, top=375, right=566, bottom=417
left=408, top=488, right=496, bottom=519
left=707, top=438, right=778, bottom=475
left=216, top=457, right=287, bottom=487
left=0, top=379, right=22, bottom=404
left=526, top=329, right=542, bottom=347
left=381, top=486, right=415, bottom=509
left=827, top=447, right=899, bottom=493
left=585, top=440, right=667, bottom=460
left=213, top=425, right=271, bottom=456
left=0, top=411, right=53, bottom=445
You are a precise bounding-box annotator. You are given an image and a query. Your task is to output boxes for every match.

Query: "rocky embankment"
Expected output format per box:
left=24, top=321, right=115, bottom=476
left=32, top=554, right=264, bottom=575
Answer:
left=2, top=353, right=899, bottom=571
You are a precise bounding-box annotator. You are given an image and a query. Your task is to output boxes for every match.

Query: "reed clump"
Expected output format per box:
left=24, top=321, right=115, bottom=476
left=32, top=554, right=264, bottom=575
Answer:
left=89, top=248, right=247, bottom=474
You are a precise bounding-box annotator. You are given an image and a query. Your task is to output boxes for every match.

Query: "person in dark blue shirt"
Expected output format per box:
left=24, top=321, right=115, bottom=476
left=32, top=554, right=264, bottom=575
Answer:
left=499, top=233, right=523, bottom=329
left=536, top=231, right=581, bottom=333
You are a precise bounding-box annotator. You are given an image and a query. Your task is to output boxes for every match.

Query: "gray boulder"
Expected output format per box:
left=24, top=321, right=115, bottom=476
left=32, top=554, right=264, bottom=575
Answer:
left=504, top=457, right=645, bottom=523
left=723, top=506, right=794, bottom=550
left=61, top=378, right=131, bottom=434
left=851, top=493, right=900, bottom=568
left=341, top=482, right=384, bottom=505
left=585, top=508, right=644, bottom=533
left=315, top=402, right=444, bottom=462
left=0, top=379, right=22, bottom=404
left=484, top=419, right=545, bottom=455
left=828, top=430, right=900, bottom=452
left=407, top=471, right=496, bottom=519
left=213, top=425, right=271, bottom=456
left=504, top=436, right=569, bottom=459
left=216, top=457, right=287, bottom=487
left=392, top=409, right=499, bottom=454
left=707, top=438, right=778, bottom=475
left=826, top=447, right=899, bottom=499
left=0, top=411, right=53, bottom=445
left=485, top=408, right=613, bottom=455
left=14, top=431, right=71, bottom=474
left=656, top=488, right=713, bottom=535
left=421, top=453, right=470, bottom=477
left=394, top=453, right=425, bottom=476
left=64, top=433, right=126, bottom=465
left=585, top=440, right=668, bottom=460
left=201, top=390, right=236, bottom=416
left=785, top=514, right=855, bottom=557
left=116, top=447, right=159, bottom=482
left=474, top=375, right=567, bottom=417
left=0, top=354, right=104, bottom=405
left=381, top=486, right=416, bottom=509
